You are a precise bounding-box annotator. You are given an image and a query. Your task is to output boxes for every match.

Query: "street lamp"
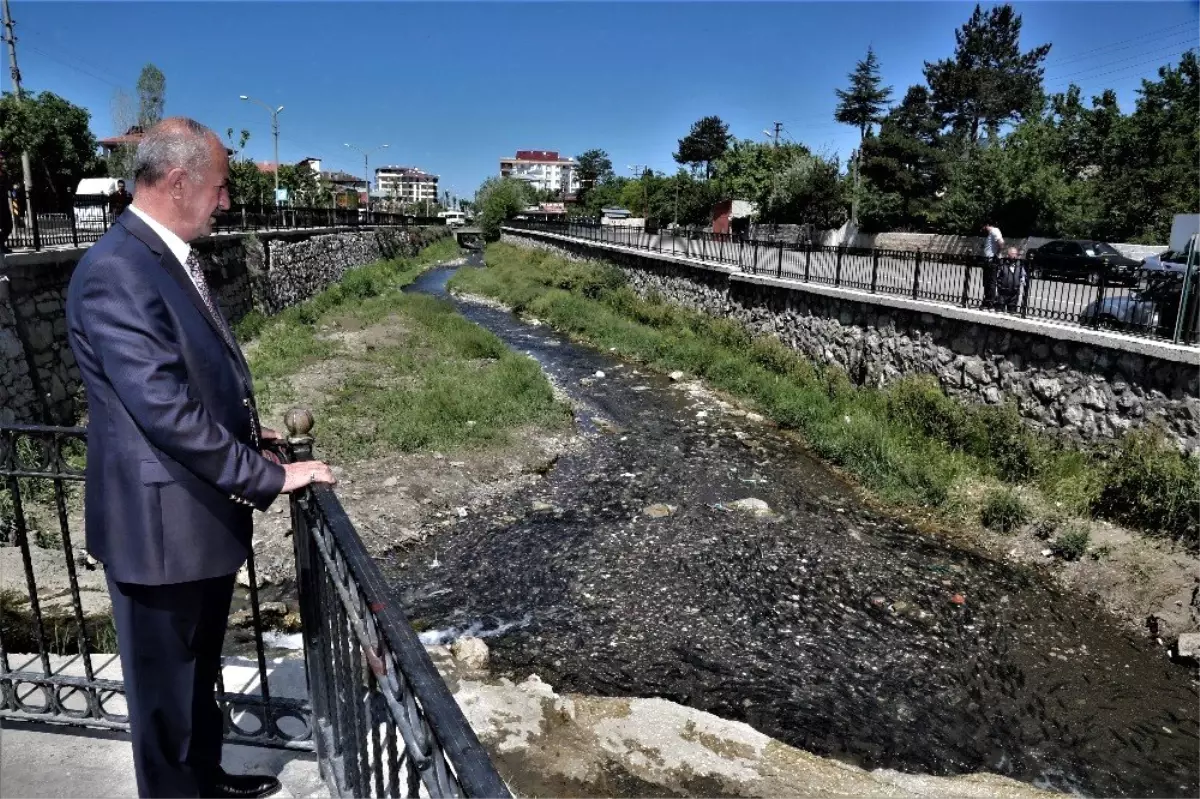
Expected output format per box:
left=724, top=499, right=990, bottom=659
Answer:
left=345, top=142, right=389, bottom=211
left=239, top=95, right=284, bottom=206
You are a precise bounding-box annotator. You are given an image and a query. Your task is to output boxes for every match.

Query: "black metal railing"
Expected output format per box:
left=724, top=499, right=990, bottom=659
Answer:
left=0, top=422, right=310, bottom=748
left=507, top=219, right=1200, bottom=346
left=3, top=187, right=445, bottom=253
left=282, top=409, right=510, bottom=798
left=0, top=416, right=510, bottom=797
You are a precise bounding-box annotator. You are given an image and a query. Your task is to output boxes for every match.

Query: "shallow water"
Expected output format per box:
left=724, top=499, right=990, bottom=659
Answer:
left=388, top=259, right=1199, bottom=797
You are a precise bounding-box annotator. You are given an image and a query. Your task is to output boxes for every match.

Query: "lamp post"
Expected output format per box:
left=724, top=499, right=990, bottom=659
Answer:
left=345, top=142, right=388, bottom=212
left=239, top=95, right=284, bottom=206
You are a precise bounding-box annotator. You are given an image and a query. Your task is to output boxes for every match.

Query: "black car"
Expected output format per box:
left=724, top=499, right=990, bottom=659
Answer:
left=1026, top=240, right=1141, bottom=286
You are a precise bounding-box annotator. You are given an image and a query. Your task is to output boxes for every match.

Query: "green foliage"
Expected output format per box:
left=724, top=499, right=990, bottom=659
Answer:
left=673, top=115, right=731, bottom=178
left=1051, top=525, right=1091, bottom=560
left=979, top=488, right=1031, bottom=533
left=1093, top=430, right=1199, bottom=545
left=462, top=244, right=1197, bottom=542
left=923, top=3, right=1052, bottom=144
left=834, top=46, right=893, bottom=140
left=575, top=148, right=613, bottom=204
left=859, top=85, right=949, bottom=232
left=709, top=140, right=847, bottom=228
left=0, top=90, right=102, bottom=202
left=473, top=176, right=535, bottom=240
left=135, top=64, right=166, bottom=129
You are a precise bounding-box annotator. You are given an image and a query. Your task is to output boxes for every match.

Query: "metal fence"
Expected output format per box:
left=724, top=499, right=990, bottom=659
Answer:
left=0, top=415, right=510, bottom=798
left=507, top=219, right=1200, bottom=346
left=3, top=188, right=445, bottom=253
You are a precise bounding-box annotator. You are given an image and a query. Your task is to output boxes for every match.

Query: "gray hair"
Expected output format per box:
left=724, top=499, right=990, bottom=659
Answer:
left=134, top=117, right=216, bottom=187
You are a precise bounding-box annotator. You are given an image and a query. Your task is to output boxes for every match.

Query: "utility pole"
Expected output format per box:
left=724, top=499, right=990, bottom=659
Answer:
left=3, top=0, right=36, bottom=234
left=627, top=164, right=649, bottom=219
left=240, top=95, right=284, bottom=205
left=344, top=142, right=388, bottom=211
left=762, top=121, right=783, bottom=147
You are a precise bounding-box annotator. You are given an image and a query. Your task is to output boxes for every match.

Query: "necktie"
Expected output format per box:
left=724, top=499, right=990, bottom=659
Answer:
left=184, top=251, right=234, bottom=348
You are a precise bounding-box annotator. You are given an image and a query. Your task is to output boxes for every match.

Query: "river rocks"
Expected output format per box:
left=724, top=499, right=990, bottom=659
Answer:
left=450, top=636, right=490, bottom=671
left=728, top=498, right=772, bottom=517
left=643, top=503, right=676, bottom=518
left=1174, top=633, right=1200, bottom=664
left=669, top=370, right=685, bottom=381
left=439, top=653, right=1057, bottom=799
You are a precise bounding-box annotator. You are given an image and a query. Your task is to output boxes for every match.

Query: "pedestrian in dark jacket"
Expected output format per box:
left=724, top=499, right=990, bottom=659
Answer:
left=995, top=246, right=1026, bottom=313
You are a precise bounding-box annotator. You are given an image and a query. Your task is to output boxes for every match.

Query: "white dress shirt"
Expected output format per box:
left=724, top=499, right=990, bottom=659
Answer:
left=128, top=205, right=200, bottom=291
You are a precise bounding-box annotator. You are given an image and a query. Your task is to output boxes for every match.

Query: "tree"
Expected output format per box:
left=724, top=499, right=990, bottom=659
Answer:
left=474, top=176, right=534, bottom=240
left=859, top=85, right=949, bottom=231
left=762, top=151, right=847, bottom=229
left=923, top=4, right=1051, bottom=144
left=834, top=46, right=893, bottom=140
left=575, top=148, right=613, bottom=202
left=674, top=115, right=731, bottom=178
left=0, top=90, right=101, bottom=204
left=136, top=64, right=166, bottom=129
left=105, top=88, right=138, bottom=180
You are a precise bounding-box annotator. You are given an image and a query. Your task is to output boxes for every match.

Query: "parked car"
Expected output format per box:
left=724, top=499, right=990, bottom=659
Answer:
left=1141, top=249, right=1192, bottom=275
left=1078, top=272, right=1192, bottom=334
left=1026, top=239, right=1141, bottom=285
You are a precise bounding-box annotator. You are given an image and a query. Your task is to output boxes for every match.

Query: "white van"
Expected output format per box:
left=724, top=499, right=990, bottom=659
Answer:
left=439, top=210, right=466, bottom=227
left=74, top=177, right=134, bottom=230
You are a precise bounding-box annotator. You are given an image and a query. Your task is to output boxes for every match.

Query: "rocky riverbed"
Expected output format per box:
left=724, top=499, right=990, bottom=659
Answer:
left=382, top=261, right=1199, bottom=798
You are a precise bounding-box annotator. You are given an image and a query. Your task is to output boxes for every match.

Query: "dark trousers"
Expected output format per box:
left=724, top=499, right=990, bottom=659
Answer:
left=108, top=572, right=236, bottom=798
left=981, top=258, right=999, bottom=308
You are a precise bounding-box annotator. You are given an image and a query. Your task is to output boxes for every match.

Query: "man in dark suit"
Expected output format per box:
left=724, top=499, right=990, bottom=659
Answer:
left=66, top=117, right=336, bottom=798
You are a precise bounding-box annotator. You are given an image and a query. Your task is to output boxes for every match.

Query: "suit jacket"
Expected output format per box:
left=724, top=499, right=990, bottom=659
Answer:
left=65, top=210, right=285, bottom=586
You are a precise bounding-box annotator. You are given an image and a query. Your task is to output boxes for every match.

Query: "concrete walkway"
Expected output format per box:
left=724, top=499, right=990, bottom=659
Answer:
left=0, top=655, right=327, bottom=798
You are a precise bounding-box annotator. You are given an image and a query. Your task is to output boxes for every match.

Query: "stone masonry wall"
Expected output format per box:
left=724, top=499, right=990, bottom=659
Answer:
left=502, top=230, right=1200, bottom=452
left=1, top=226, right=447, bottom=425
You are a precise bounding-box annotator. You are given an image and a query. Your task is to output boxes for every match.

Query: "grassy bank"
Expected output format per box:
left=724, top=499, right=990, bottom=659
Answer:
left=451, top=243, right=1198, bottom=547
left=238, top=236, right=571, bottom=463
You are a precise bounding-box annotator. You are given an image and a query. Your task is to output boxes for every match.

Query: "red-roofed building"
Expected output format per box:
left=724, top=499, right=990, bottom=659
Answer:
left=500, top=150, right=579, bottom=195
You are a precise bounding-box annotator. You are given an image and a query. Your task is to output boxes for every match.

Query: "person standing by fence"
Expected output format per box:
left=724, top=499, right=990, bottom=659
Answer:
left=996, top=245, right=1026, bottom=313
left=981, top=221, right=1005, bottom=308
left=65, top=117, right=337, bottom=798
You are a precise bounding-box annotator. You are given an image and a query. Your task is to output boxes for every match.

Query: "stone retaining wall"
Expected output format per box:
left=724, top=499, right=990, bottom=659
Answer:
left=502, top=229, right=1199, bottom=452
left=1, top=226, right=447, bottom=425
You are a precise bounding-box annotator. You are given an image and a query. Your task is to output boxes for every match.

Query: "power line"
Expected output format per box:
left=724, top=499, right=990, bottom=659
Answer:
left=1043, top=48, right=1196, bottom=89
left=1038, top=20, right=1196, bottom=69
left=24, top=44, right=123, bottom=88
left=1044, top=43, right=1197, bottom=85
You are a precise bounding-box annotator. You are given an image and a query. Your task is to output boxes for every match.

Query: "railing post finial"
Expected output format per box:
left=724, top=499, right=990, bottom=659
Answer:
left=284, top=407, right=315, bottom=462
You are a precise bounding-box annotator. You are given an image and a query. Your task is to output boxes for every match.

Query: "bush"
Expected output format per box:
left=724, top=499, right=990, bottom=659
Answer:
left=1052, top=526, right=1091, bottom=560
left=233, top=310, right=268, bottom=342
left=1093, top=430, right=1200, bottom=545
left=979, top=488, right=1031, bottom=533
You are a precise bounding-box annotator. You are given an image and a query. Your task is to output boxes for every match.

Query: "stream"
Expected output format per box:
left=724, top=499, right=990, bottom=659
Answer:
left=386, top=257, right=1198, bottom=797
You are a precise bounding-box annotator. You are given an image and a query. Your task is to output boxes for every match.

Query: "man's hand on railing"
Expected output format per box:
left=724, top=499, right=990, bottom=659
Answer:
left=282, top=460, right=338, bottom=493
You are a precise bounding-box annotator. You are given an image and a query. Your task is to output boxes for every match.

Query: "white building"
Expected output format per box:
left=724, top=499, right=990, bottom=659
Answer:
left=374, top=165, right=439, bottom=204
left=499, top=150, right=579, bottom=195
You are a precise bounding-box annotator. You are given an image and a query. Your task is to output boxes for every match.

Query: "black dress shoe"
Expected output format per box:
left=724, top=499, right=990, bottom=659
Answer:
left=199, top=772, right=282, bottom=799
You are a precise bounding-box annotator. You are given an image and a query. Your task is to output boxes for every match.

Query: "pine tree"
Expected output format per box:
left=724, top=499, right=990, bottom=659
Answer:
left=834, top=46, right=893, bottom=140
left=923, top=4, right=1051, bottom=144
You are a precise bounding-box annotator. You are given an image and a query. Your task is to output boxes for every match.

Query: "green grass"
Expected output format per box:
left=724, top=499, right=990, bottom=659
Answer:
left=236, top=234, right=570, bottom=463
left=451, top=242, right=1200, bottom=545
left=979, top=488, right=1032, bottom=533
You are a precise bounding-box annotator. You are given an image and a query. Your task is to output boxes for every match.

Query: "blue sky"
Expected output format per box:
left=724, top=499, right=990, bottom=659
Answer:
left=9, top=1, right=1199, bottom=202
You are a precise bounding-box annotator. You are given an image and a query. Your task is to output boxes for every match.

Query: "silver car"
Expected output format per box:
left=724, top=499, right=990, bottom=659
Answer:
left=1078, top=274, right=1184, bottom=332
